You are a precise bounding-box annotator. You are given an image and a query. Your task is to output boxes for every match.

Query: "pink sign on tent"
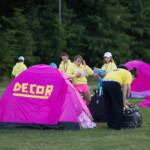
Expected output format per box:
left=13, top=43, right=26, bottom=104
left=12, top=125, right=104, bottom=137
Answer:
left=0, top=65, right=96, bottom=129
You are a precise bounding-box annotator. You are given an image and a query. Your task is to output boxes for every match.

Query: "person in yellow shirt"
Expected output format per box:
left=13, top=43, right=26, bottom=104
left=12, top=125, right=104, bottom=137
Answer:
left=12, top=56, right=27, bottom=77
left=66, top=55, right=93, bottom=103
left=59, top=53, right=71, bottom=74
left=117, top=64, right=132, bottom=103
left=93, top=52, right=117, bottom=94
left=102, top=67, right=138, bottom=130
left=101, top=52, right=117, bottom=76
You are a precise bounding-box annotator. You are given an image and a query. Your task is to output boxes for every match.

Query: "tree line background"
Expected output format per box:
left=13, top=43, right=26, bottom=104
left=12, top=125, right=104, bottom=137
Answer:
left=0, top=0, right=150, bottom=76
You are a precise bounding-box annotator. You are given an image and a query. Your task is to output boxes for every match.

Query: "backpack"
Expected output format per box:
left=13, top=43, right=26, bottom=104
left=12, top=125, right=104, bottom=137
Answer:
left=121, top=111, right=142, bottom=128
left=88, top=94, right=106, bottom=122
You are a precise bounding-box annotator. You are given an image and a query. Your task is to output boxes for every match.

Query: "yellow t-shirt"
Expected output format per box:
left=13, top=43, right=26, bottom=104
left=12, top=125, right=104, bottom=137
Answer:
left=101, top=62, right=117, bottom=74
left=66, top=63, right=93, bottom=85
left=12, top=62, right=27, bottom=77
left=103, top=69, right=132, bottom=87
left=59, top=59, right=71, bottom=73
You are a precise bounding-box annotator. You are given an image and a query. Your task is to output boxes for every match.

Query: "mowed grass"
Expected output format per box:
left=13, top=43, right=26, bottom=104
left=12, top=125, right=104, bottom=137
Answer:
left=0, top=87, right=150, bottom=150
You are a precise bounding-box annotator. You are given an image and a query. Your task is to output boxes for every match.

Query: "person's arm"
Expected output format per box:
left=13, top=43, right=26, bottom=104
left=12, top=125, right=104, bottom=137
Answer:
left=121, top=85, right=131, bottom=106
left=122, top=84, right=129, bottom=109
left=12, top=66, right=16, bottom=76
left=85, top=66, right=93, bottom=75
left=82, top=60, right=93, bottom=75
left=127, top=86, right=131, bottom=97
left=66, top=66, right=76, bottom=78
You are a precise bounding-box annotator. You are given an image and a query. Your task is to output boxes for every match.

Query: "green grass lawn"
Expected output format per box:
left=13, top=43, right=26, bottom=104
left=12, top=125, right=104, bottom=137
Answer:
left=0, top=88, right=149, bottom=150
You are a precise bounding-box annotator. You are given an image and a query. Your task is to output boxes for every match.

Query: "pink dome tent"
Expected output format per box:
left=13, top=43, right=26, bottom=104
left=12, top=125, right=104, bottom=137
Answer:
left=124, top=60, right=150, bottom=98
left=0, top=65, right=96, bottom=129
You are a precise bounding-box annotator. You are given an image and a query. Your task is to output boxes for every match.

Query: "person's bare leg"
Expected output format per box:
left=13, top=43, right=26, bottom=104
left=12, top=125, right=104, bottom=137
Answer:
left=83, top=90, right=94, bottom=121
left=83, top=90, right=91, bottom=103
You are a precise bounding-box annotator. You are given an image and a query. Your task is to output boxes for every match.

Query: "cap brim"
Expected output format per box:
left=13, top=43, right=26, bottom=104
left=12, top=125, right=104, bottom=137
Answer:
left=104, top=55, right=111, bottom=57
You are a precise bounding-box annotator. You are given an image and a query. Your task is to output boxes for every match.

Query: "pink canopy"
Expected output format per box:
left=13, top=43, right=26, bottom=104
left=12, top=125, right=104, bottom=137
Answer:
left=0, top=65, right=95, bottom=129
left=125, top=60, right=150, bottom=98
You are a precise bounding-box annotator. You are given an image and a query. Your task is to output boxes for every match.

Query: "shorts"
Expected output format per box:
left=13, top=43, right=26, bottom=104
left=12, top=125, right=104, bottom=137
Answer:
left=74, top=84, right=90, bottom=94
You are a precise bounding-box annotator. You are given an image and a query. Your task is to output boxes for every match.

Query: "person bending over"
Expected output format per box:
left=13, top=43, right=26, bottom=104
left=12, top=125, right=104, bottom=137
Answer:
left=102, top=67, right=138, bottom=130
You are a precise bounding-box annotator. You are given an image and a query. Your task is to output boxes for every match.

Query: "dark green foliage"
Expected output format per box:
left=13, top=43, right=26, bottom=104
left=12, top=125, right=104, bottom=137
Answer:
left=0, top=8, right=37, bottom=75
left=26, top=0, right=76, bottom=64
left=0, top=0, right=150, bottom=76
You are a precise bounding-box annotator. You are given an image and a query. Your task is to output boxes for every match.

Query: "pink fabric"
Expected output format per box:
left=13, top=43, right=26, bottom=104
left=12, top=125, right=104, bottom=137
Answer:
left=78, top=111, right=97, bottom=128
left=60, top=73, right=92, bottom=118
left=131, top=90, right=150, bottom=98
left=137, top=95, right=150, bottom=107
left=125, top=61, right=150, bottom=91
left=125, top=61, right=150, bottom=98
left=0, top=65, right=67, bottom=124
left=74, top=84, right=90, bottom=94
left=146, top=95, right=150, bottom=99
left=0, top=65, right=93, bottom=126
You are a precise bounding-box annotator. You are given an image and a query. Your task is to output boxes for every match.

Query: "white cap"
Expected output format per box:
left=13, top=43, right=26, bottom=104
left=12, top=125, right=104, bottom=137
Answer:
left=18, top=56, right=24, bottom=61
left=103, top=52, right=112, bottom=58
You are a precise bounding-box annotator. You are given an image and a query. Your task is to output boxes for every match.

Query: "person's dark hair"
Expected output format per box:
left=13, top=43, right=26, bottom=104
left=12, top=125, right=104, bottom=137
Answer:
left=18, top=60, right=24, bottom=63
left=129, top=67, right=138, bottom=78
left=74, top=55, right=83, bottom=61
left=61, top=53, right=68, bottom=57
left=117, top=64, right=128, bottom=70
